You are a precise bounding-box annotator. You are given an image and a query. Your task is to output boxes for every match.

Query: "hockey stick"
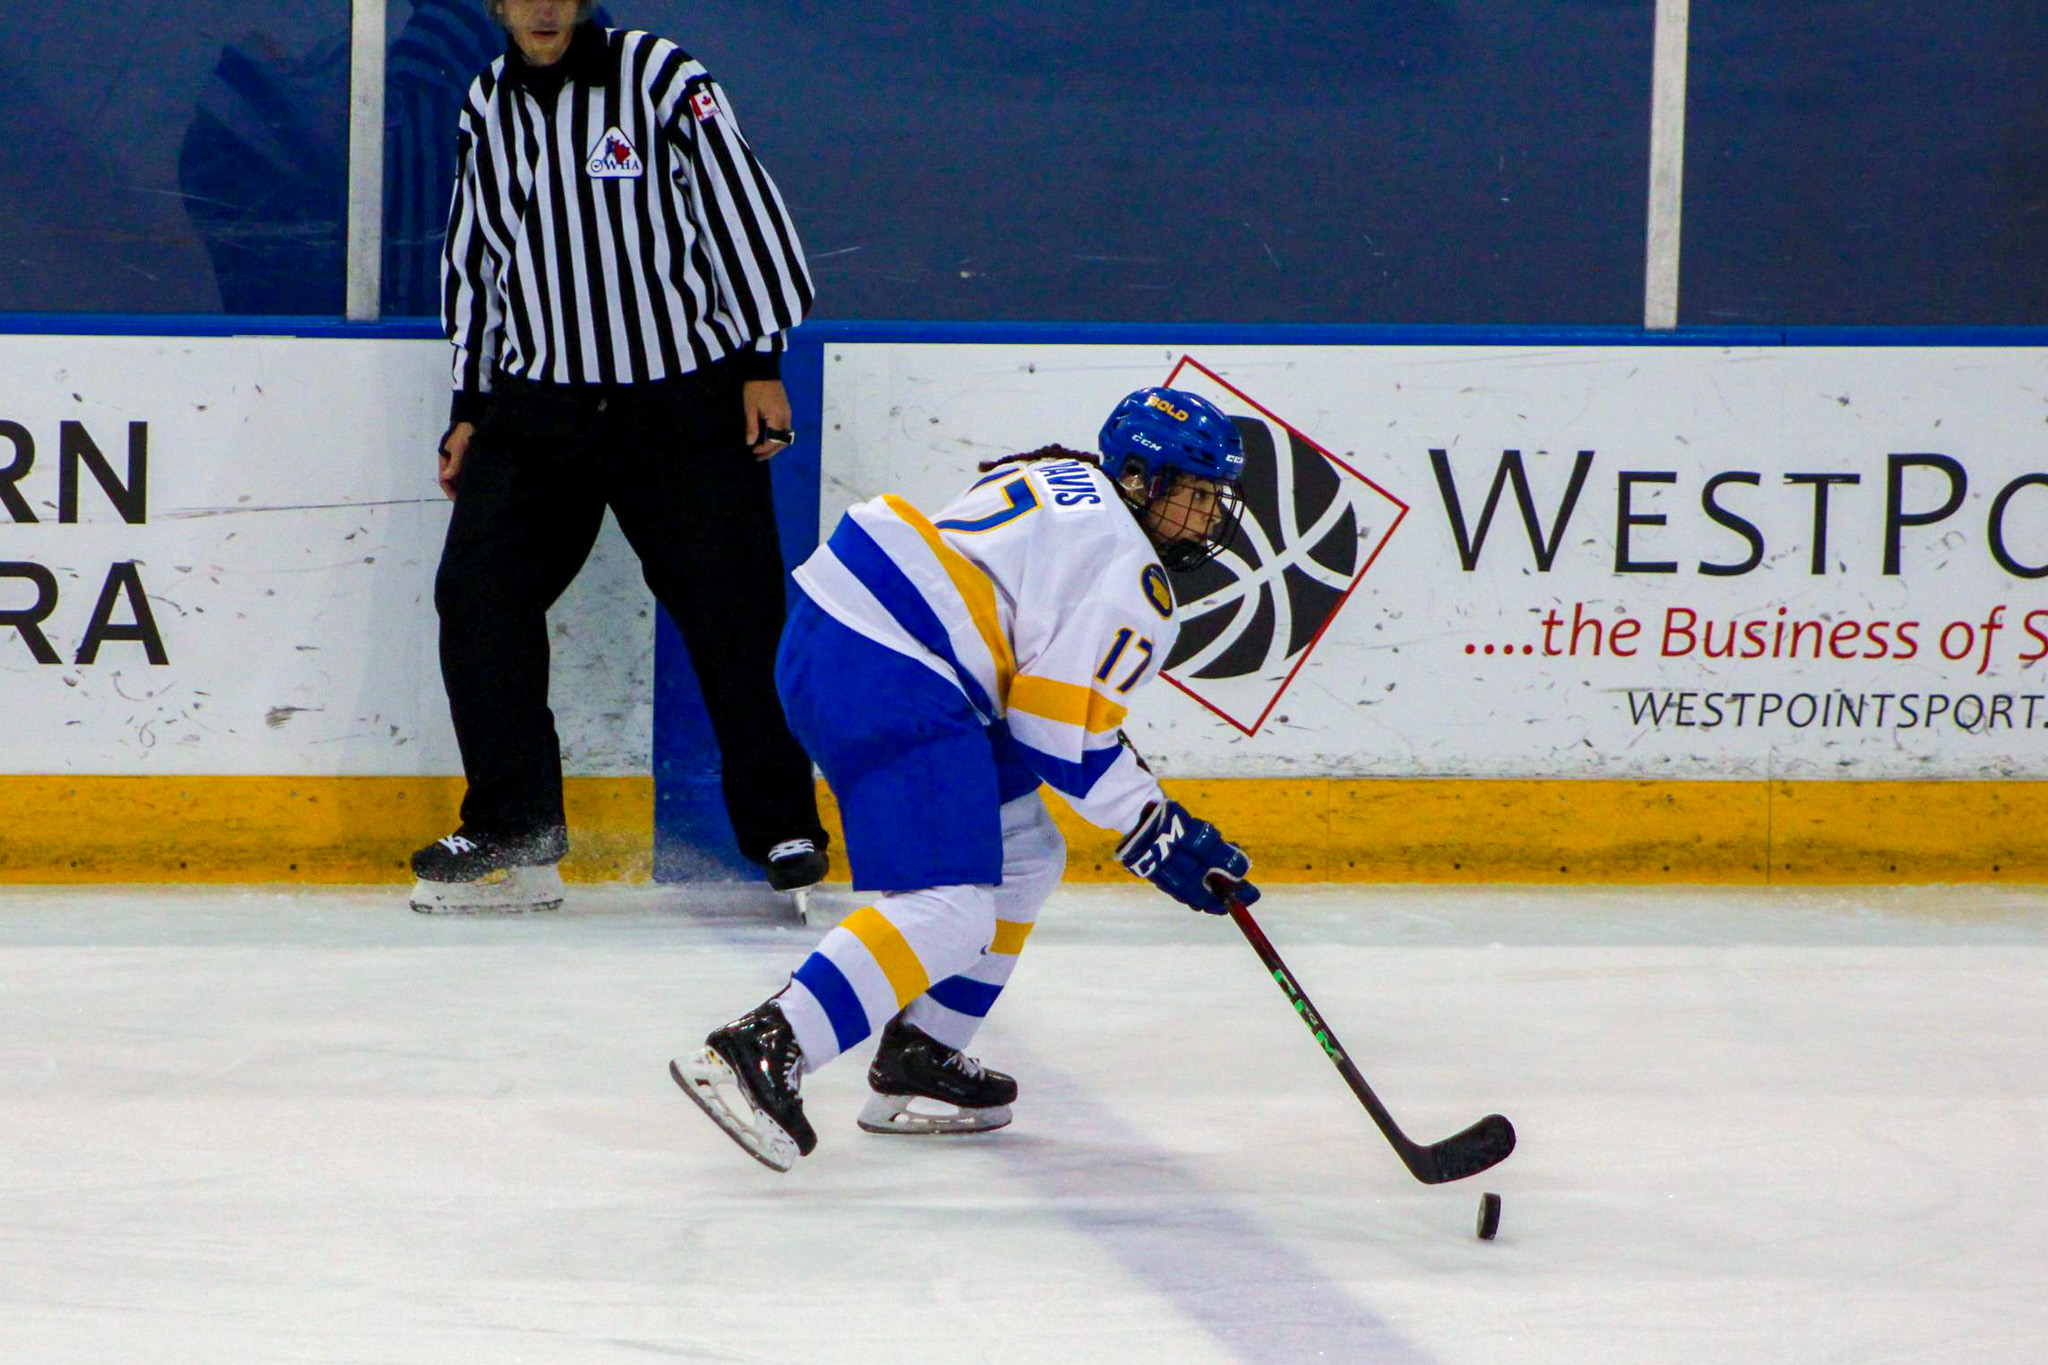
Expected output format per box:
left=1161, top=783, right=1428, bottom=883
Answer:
left=1226, top=896, right=1516, bottom=1185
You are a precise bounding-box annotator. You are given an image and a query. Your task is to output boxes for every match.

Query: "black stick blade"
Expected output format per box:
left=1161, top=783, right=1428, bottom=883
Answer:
left=1412, top=1113, right=1517, bottom=1185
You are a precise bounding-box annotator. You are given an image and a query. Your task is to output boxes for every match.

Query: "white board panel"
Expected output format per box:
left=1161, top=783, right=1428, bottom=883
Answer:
left=819, top=343, right=2048, bottom=780
left=1, top=336, right=652, bottom=777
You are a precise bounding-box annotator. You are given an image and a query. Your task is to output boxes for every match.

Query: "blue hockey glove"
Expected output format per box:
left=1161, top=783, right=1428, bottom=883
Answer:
left=1116, top=800, right=1262, bottom=915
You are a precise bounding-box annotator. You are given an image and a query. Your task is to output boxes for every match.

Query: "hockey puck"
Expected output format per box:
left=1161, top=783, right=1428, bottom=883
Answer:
left=1476, top=1191, right=1502, bottom=1240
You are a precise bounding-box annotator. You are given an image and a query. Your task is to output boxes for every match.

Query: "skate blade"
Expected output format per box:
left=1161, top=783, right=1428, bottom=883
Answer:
left=857, top=1091, right=1012, bottom=1136
left=670, top=1050, right=800, bottom=1172
left=789, top=886, right=810, bottom=924
left=409, top=865, right=564, bottom=915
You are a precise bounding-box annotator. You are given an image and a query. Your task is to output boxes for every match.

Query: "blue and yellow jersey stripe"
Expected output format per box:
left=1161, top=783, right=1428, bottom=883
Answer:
left=790, top=466, right=1172, bottom=833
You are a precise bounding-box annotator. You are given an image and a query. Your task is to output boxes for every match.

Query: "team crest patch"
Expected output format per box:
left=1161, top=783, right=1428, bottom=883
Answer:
left=586, top=127, right=643, bottom=178
left=1141, top=564, right=1174, bottom=620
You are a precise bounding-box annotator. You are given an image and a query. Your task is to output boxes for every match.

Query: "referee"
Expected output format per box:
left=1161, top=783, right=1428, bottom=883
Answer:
left=409, top=0, right=829, bottom=913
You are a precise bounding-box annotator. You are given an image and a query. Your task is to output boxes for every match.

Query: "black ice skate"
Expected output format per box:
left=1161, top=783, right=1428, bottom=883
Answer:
left=858, top=1013, right=1017, bottom=1136
left=671, top=1000, right=818, bottom=1172
left=407, top=827, right=567, bottom=914
left=764, top=837, right=829, bottom=923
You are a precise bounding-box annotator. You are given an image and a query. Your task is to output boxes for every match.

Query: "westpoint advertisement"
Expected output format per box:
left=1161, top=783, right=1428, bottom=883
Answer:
left=6, top=337, right=2043, bottom=784
left=821, top=343, right=2048, bottom=781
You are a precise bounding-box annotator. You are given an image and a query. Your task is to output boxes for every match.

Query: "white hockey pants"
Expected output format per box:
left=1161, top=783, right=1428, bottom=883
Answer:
left=779, top=793, right=1066, bottom=1069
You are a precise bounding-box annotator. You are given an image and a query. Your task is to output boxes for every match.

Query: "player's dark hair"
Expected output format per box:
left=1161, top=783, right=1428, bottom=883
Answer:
left=977, top=445, right=1104, bottom=474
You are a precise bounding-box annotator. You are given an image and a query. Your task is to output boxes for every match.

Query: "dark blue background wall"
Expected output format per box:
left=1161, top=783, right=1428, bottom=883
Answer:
left=1684, top=1, right=2048, bottom=326
left=2, top=4, right=352, bottom=313
left=1, top=1, right=2041, bottom=326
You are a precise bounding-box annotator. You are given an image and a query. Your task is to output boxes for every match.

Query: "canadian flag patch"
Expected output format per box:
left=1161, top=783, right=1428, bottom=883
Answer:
left=690, top=88, right=719, bottom=123
left=586, top=126, right=643, bottom=179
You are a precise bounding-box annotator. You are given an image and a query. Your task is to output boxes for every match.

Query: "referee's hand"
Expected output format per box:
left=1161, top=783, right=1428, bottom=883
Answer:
left=744, top=380, right=794, bottom=460
left=439, top=422, right=476, bottom=500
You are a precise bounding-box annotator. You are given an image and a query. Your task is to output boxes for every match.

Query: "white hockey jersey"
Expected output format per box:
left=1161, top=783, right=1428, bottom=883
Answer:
left=792, top=456, right=1176, bottom=835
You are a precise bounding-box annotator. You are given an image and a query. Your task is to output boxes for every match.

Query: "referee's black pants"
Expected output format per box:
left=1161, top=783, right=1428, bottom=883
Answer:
left=432, top=363, right=827, bottom=865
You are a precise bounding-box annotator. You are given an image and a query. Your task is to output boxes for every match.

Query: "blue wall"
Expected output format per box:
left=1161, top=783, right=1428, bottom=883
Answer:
left=1684, top=1, right=2048, bottom=326
left=2, top=4, right=353, bottom=313
left=4, top=2, right=2042, bottom=325
left=664, top=0, right=1654, bottom=324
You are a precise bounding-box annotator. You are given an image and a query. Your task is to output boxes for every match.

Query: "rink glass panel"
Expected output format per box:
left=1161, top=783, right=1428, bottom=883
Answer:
left=5, top=4, right=2044, bottom=326
left=1682, top=0, right=2048, bottom=326
left=0, top=3, right=352, bottom=314
left=377, top=0, right=1657, bottom=325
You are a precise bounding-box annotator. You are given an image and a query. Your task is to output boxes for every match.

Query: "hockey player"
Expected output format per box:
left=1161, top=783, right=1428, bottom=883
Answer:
left=672, top=386, right=1264, bottom=1171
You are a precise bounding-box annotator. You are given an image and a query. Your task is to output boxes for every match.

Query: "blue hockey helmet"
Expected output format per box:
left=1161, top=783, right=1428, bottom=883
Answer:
left=1099, top=387, right=1248, bottom=570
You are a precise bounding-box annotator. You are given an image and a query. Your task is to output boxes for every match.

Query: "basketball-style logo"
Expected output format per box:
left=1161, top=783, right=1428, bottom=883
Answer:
left=1158, top=357, right=1408, bottom=735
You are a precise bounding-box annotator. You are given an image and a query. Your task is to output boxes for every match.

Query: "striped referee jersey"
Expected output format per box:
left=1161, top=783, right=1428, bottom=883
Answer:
left=442, top=21, right=813, bottom=414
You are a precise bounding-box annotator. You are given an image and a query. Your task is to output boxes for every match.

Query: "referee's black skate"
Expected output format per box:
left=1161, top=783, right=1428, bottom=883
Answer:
left=858, top=1013, right=1016, bottom=1136
left=408, top=826, right=567, bottom=914
left=671, top=1001, right=817, bottom=1172
left=764, top=838, right=828, bottom=923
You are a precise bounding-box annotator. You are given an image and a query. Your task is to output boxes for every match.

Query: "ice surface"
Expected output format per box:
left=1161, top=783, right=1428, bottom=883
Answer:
left=3, top=882, right=2045, bottom=1364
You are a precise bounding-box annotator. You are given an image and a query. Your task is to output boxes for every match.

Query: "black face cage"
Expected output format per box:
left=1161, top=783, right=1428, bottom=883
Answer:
left=1151, top=478, right=1246, bottom=573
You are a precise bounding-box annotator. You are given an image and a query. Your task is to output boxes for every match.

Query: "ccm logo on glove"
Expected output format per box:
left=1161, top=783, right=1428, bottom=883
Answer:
left=1116, top=800, right=1261, bottom=915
